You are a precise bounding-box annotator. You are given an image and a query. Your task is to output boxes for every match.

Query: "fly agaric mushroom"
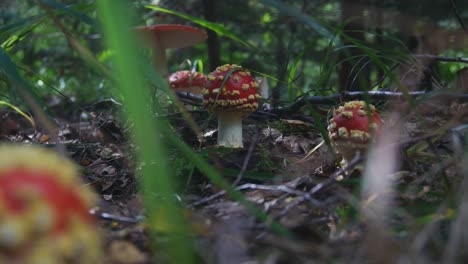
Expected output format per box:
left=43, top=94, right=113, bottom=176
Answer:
left=169, top=70, right=207, bottom=95
left=203, top=64, right=260, bottom=148
left=327, top=100, right=382, bottom=164
left=0, top=144, right=101, bottom=263
left=135, top=25, right=207, bottom=78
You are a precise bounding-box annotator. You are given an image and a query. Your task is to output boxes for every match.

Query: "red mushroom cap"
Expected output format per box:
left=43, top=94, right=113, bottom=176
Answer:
left=328, top=101, right=382, bottom=143
left=0, top=145, right=101, bottom=263
left=203, top=64, right=260, bottom=113
left=169, top=70, right=207, bottom=93
left=134, top=24, right=207, bottom=49
left=0, top=169, right=92, bottom=234
left=327, top=101, right=382, bottom=161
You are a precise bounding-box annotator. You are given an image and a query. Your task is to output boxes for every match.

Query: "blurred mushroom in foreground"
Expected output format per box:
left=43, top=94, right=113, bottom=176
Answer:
left=0, top=144, right=101, bottom=263
left=327, top=100, right=383, bottom=167
left=203, top=64, right=260, bottom=148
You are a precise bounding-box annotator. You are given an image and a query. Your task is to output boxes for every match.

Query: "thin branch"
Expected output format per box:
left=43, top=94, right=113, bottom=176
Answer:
left=233, top=130, right=260, bottom=186
left=448, top=0, right=468, bottom=33
left=176, top=90, right=468, bottom=116
left=275, top=153, right=364, bottom=218
left=273, top=91, right=426, bottom=114
left=414, top=54, right=468, bottom=64
left=176, top=91, right=203, bottom=103
left=310, top=152, right=363, bottom=195
left=189, top=189, right=227, bottom=208
left=89, top=209, right=140, bottom=224
left=176, top=90, right=427, bottom=110
left=188, top=181, right=324, bottom=208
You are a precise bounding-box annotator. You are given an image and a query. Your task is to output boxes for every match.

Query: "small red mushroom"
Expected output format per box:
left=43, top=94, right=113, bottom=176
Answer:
left=0, top=144, right=101, bottom=263
left=203, top=64, right=260, bottom=148
left=327, top=100, right=382, bottom=164
left=169, top=70, right=207, bottom=95
left=134, top=24, right=207, bottom=78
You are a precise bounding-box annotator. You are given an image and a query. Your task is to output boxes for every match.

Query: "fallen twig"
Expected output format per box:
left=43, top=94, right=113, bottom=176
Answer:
left=189, top=189, right=227, bottom=208
left=188, top=182, right=325, bottom=209
left=275, top=153, right=364, bottom=218
left=310, top=152, right=363, bottom=194
left=448, top=0, right=467, bottom=33
left=283, top=90, right=425, bottom=113
left=414, top=54, right=468, bottom=64
left=177, top=90, right=468, bottom=117
left=233, top=130, right=260, bottom=186
left=176, top=91, right=203, bottom=103
left=89, top=208, right=140, bottom=224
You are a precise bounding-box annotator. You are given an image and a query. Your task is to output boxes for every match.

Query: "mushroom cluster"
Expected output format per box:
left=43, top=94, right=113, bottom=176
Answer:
left=0, top=145, right=101, bottom=263
left=327, top=100, right=382, bottom=164
left=203, top=64, right=260, bottom=148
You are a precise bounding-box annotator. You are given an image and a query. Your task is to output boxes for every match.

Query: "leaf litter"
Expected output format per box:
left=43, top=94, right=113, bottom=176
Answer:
left=1, top=97, right=468, bottom=263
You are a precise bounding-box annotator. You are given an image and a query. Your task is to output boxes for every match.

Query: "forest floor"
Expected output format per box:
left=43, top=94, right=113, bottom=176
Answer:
left=1, top=97, right=468, bottom=263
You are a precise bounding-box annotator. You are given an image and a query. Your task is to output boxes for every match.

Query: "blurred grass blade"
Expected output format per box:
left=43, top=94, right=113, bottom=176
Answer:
left=144, top=5, right=257, bottom=50
left=95, top=1, right=196, bottom=263
left=1, top=17, right=45, bottom=50
left=40, top=0, right=96, bottom=26
left=139, top=61, right=287, bottom=235
left=0, top=101, right=35, bottom=129
left=197, top=59, right=204, bottom=73
left=287, top=49, right=303, bottom=102
left=260, top=0, right=335, bottom=40
left=142, top=61, right=288, bottom=235
left=0, top=17, right=37, bottom=37
left=159, top=123, right=290, bottom=236
left=39, top=2, right=114, bottom=80
left=0, top=47, right=62, bottom=152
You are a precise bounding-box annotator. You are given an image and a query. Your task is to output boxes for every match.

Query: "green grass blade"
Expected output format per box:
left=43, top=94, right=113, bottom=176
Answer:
left=287, top=49, right=304, bottom=102
left=40, top=0, right=96, bottom=26
left=260, top=0, right=336, bottom=40
left=95, top=1, right=195, bottom=263
left=39, top=2, right=114, bottom=80
left=0, top=47, right=63, bottom=152
left=159, top=123, right=290, bottom=236
left=1, top=17, right=45, bottom=50
left=0, top=101, right=35, bottom=128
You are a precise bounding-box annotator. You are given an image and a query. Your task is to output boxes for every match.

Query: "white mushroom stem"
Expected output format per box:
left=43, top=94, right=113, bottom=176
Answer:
left=256, top=77, right=271, bottom=110
left=150, top=37, right=168, bottom=78
left=217, top=112, right=244, bottom=148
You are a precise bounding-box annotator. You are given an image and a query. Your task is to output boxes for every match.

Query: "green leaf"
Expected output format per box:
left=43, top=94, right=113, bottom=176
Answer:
left=287, top=49, right=304, bottom=102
